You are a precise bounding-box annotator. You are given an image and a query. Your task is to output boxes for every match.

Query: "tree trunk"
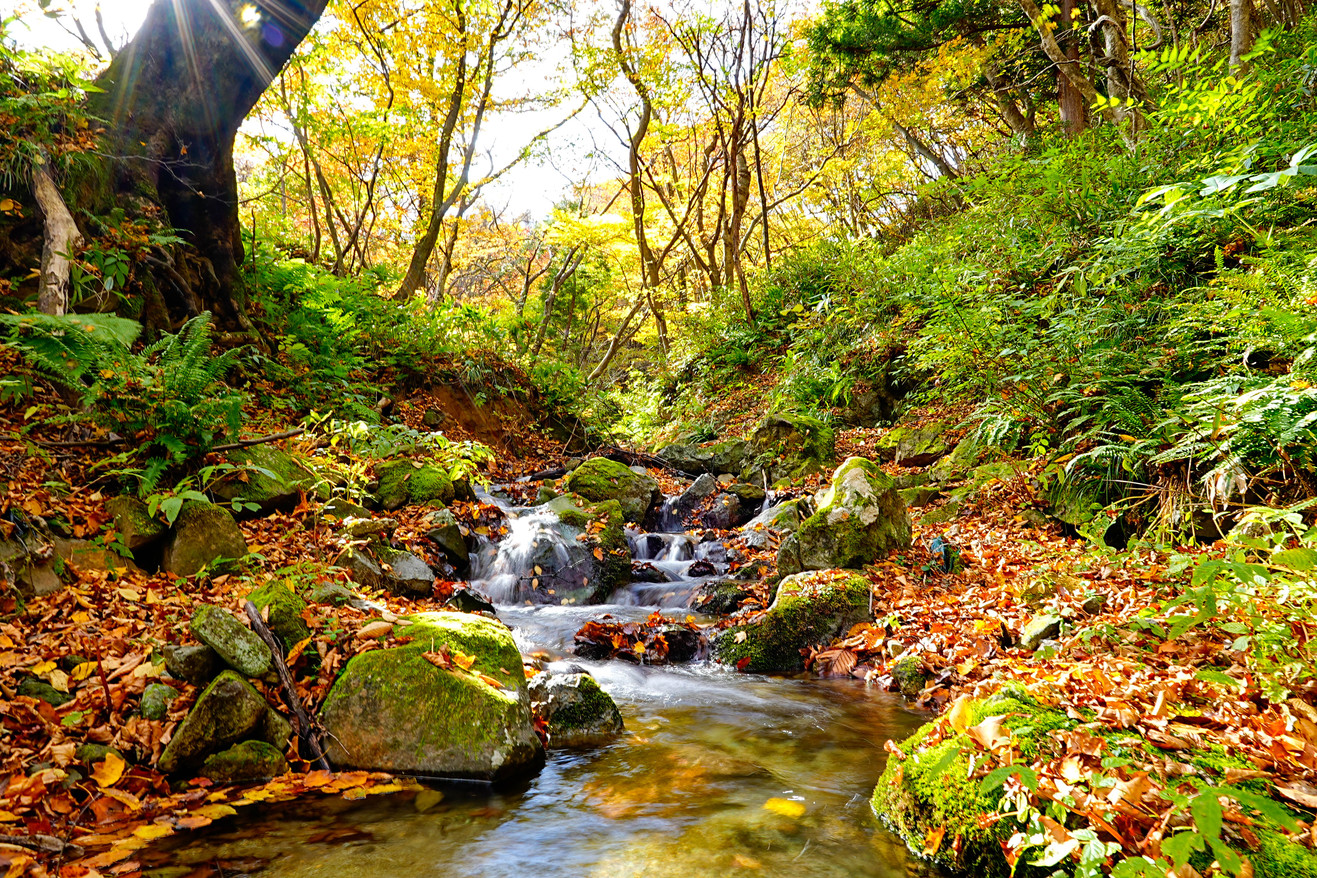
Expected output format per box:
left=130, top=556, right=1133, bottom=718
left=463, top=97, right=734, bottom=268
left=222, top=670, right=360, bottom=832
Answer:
left=1230, top=0, right=1257, bottom=68
left=1057, top=0, right=1088, bottom=136
left=91, top=0, right=329, bottom=329
left=32, top=155, right=82, bottom=316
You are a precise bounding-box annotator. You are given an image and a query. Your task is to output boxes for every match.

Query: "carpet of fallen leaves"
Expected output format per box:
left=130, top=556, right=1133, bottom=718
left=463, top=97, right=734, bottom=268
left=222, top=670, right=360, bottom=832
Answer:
left=801, top=467, right=1317, bottom=871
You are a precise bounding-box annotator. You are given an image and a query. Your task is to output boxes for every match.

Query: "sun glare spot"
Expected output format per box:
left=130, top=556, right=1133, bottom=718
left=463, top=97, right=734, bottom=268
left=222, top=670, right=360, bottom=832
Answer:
left=238, top=3, right=261, bottom=29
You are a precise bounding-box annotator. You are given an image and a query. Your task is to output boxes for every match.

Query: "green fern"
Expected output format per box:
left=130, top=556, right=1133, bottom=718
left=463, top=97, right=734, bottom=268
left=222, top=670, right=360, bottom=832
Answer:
left=0, top=312, right=142, bottom=387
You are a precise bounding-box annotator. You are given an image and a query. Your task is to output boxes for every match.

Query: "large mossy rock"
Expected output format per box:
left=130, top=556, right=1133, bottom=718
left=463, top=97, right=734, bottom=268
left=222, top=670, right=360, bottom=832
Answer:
left=162, top=500, right=248, bottom=577
left=189, top=604, right=272, bottom=678
left=714, top=570, right=871, bottom=673
left=210, top=445, right=316, bottom=512
left=245, top=581, right=310, bottom=653
left=158, top=670, right=272, bottom=774
left=777, top=458, right=911, bottom=574
left=749, top=414, right=835, bottom=484
left=105, top=495, right=166, bottom=551
left=655, top=438, right=749, bottom=476
left=320, top=612, right=544, bottom=781
left=563, top=458, right=659, bottom=524
left=375, top=460, right=455, bottom=511
left=528, top=671, right=624, bottom=748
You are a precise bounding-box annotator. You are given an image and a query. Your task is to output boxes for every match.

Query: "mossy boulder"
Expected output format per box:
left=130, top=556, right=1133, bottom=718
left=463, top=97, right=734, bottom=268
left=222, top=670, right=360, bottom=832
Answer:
left=777, top=458, right=911, bottom=574
left=873, top=424, right=951, bottom=466
left=564, top=458, right=659, bottom=524
left=105, top=495, right=165, bottom=551
left=714, top=570, right=871, bottom=673
left=17, top=677, right=73, bottom=707
left=692, top=579, right=752, bottom=614
left=320, top=612, right=544, bottom=781
left=375, top=460, right=455, bottom=511
left=189, top=604, right=272, bottom=678
left=872, top=694, right=1073, bottom=875
left=163, top=643, right=221, bottom=686
left=245, top=581, right=310, bottom=653
left=141, top=683, right=178, bottom=720
left=158, top=670, right=274, bottom=775
left=749, top=414, right=835, bottom=484
left=927, top=438, right=984, bottom=484
left=655, top=438, right=749, bottom=476
left=200, top=740, right=289, bottom=784
left=528, top=671, right=624, bottom=748
left=899, top=486, right=940, bottom=508
left=211, top=445, right=316, bottom=512
left=890, top=656, right=928, bottom=698
left=162, top=500, right=248, bottom=577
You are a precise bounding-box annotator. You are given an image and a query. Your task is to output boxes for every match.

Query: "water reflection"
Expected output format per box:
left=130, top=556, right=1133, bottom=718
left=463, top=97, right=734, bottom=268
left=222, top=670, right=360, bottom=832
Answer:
left=157, top=674, right=927, bottom=878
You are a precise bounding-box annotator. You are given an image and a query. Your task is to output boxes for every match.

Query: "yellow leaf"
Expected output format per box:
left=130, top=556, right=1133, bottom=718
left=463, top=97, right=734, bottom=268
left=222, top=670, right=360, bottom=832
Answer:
left=91, top=752, right=126, bottom=788
left=762, top=797, right=805, bottom=818
left=192, top=803, right=237, bottom=820
left=32, top=660, right=56, bottom=675
left=923, top=824, right=946, bottom=856
left=72, top=661, right=97, bottom=682
left=0, top=810, right=21, bottom=822
left=116, top=587, right=141, bottom=602
left=48, top=669, right=70, bottom=692
left=72, top=611, right=90, bottom=625
left=474, top=672, right=504, bottom=689
left=132, top=823, right=173, bottom=840
left=451, top=649, right=477, bottom=670
left=946, top=694, right=973, bottom=734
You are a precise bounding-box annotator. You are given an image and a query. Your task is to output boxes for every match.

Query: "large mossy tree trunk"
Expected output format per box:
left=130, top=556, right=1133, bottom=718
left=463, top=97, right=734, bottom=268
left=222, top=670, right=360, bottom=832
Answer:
left=90, top=0, right=328, bottom=333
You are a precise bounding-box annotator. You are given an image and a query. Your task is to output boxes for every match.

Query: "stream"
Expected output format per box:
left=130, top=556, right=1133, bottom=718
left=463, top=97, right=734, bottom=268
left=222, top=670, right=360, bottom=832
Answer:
left=151, top=492, right=929, bottom=877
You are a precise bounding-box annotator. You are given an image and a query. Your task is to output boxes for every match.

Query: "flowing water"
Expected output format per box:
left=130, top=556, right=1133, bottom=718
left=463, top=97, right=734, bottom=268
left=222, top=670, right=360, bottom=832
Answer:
left=150, top=495, right=930, bottom=878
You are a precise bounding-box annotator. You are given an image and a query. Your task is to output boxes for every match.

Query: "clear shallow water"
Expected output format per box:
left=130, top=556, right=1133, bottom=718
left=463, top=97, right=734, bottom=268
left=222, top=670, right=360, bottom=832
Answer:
left=156, top=615, right=928, bottom=878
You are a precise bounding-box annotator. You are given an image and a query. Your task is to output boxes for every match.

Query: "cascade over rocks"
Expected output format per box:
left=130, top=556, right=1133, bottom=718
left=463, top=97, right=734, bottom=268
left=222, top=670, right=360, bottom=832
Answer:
left=320, top=612, right=544, bottom=781
left=714, top=571, right=871, bottom=673
left=777, top=458, right=911, bottom=574
left=563, top=458, right=660, bottom=524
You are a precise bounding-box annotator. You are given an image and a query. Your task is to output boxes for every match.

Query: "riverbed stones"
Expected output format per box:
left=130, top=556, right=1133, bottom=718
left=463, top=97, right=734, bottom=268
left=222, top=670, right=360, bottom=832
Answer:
left=375, top=460, right=455, bottom=511
left=162, top=500, right=248, bottom=577
left=777, top=458, right=911, bottom=574
left=200, top=740, right=289, bottom=784
left=320, top=612, right=543, bottom=781
left=528, top=671, right=624, bottom=748
left=210, top=445, right=316, bottom=512
left=189, top=604, right=272, bottom=678
left=715, top=570, right=871, bottom=673
left=335, top=544, right=435, bottom=597
left=158, top=670, right=272, bottom=774
left=564, top=457, right=660, bottom=524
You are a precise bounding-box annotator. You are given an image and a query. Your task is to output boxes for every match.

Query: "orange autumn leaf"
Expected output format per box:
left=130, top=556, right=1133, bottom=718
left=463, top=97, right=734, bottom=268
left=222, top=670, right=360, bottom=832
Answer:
left=90, top=752, right=126, bottom=788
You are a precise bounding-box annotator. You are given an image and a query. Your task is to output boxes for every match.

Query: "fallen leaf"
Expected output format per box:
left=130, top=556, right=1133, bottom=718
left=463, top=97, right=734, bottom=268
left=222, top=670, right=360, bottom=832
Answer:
left=90, top=752, right=126, bottom=788
left=763, top=797, right=805, bottom=818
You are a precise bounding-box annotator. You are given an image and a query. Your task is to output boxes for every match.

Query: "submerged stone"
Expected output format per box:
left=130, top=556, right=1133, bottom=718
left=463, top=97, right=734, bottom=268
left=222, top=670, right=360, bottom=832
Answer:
left=320, top=612, right=543, bottom=781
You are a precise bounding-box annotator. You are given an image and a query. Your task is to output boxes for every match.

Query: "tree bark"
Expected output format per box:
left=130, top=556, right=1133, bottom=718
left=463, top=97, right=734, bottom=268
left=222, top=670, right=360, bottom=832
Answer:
left=1230, top=0, right=1257, bottom=68
left=1057, top=0, right=1088, bottom=136
left=32, top=155, right=82, bottom=316
left=91, top=0, right=329, bottom=329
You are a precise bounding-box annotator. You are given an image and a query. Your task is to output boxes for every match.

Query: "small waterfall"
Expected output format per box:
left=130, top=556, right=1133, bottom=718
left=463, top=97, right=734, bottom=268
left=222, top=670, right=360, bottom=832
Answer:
left=469, top=506, right=594, bottom=604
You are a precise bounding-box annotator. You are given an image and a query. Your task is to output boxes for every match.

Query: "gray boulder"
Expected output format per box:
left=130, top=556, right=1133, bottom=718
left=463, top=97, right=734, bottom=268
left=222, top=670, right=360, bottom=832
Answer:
left=200, top=740, right=289, bottom=784
left=320, top=612, right=544, bottom=781
left=335, top=544, right=435, bottom=597
left=749, top=414, right=835, bottom=484
left=423, top=508, right=469, bottom=568
left=162, top=500, right=248, bottom=577
left=164, top=643, right=221, bottom=685
left=189, top=604, right=272, bottom=678
left=777, top=458, right=911, bottom=574
left=141, top=683, right=179, bottom=720
left=529, top=671, right=624, bottom=748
